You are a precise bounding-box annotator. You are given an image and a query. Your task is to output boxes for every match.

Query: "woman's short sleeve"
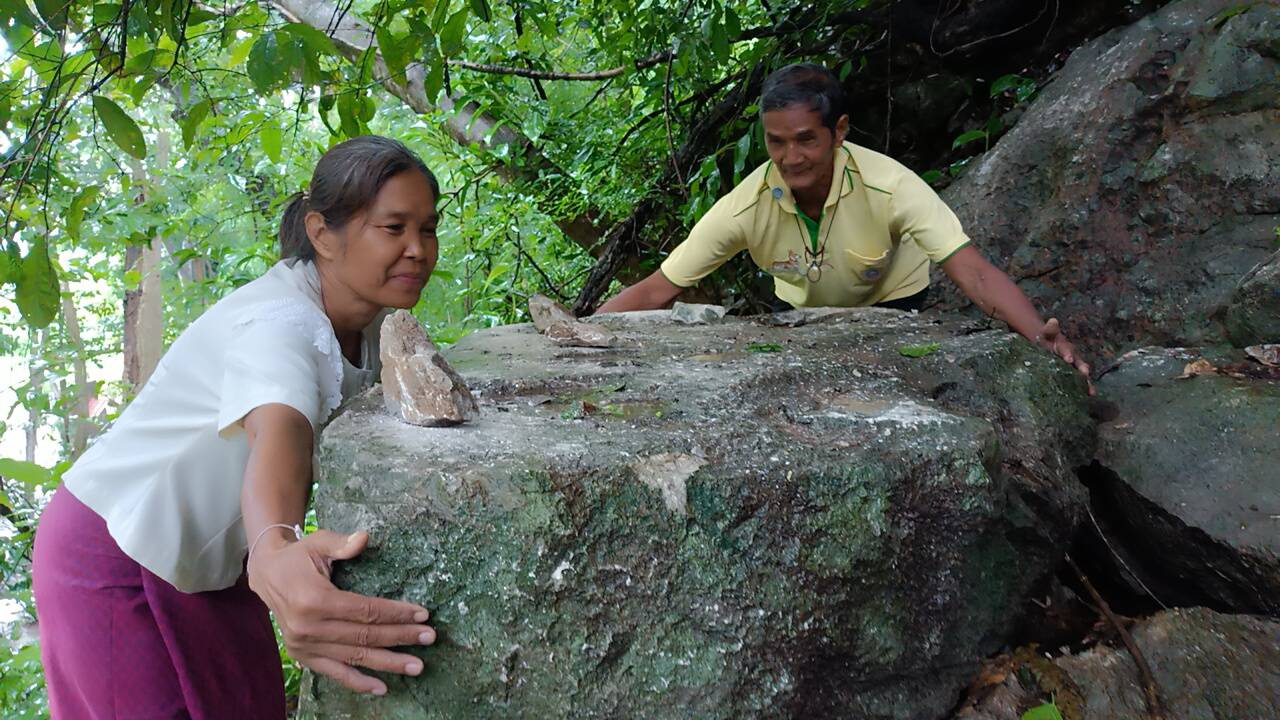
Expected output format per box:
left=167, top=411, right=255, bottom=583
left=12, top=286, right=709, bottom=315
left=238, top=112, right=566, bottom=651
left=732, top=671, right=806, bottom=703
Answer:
left=215, top=302, right=342, bottom=437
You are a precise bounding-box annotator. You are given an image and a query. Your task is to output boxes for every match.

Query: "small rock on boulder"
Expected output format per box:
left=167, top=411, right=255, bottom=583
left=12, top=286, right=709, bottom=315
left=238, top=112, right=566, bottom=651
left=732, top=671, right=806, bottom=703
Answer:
left=529, top=293, right=619, bottom=347
left=379, top=310, right=478, bottom=426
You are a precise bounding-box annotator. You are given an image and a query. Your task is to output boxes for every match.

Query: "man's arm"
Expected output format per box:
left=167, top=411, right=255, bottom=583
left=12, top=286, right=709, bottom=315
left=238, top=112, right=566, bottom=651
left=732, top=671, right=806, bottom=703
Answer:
left=594, top=270, right=685, bottom=314
left=941, top=245, right=1093, bottom=391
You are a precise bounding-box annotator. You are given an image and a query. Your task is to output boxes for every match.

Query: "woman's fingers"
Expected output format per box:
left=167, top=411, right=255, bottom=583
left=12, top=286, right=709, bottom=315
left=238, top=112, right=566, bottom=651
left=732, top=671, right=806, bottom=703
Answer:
left=307, top=643, right=426, bottom=677
left=325, top=587, right=431, bottom=625
left=301, top=619, right=436, bottom=648
left=305, top=656, right=389, bottom=696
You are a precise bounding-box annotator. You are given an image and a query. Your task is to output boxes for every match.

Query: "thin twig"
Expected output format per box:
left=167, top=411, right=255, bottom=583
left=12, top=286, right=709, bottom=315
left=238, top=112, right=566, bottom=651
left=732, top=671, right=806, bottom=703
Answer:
left=1065, top=554, right=1166, bottom=720
left=1086, top=505, right=1169, bottom=611
left=662, top=50, right=681, bottom=184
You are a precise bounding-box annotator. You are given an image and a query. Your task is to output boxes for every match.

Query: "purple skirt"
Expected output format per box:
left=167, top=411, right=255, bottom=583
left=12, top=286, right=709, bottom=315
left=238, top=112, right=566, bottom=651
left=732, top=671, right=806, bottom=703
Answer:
left=31, top=486, right=285, bottom=719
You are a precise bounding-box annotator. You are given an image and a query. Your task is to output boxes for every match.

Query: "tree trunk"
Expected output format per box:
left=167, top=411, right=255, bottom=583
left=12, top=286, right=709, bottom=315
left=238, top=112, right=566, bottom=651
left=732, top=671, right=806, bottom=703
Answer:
left=124, top=133, right=169, bottom=389
left=267, top=0, right=605, bottom=253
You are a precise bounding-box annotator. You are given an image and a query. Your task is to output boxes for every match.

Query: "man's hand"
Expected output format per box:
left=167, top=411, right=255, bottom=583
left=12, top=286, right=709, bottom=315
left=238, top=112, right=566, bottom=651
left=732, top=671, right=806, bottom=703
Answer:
left=248, top=528, right=436, bottom=696
left=1036, top=317, right=1094, bottom=395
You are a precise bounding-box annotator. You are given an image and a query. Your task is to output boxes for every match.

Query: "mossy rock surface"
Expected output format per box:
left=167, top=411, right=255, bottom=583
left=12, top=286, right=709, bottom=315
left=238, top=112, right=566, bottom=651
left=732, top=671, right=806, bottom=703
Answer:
left=301, top=308, right=1092, bottom=719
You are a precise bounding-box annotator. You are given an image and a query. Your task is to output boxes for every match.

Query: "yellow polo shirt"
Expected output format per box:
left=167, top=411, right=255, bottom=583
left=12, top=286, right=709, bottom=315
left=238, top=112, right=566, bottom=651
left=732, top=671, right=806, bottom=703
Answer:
left=660, top=142, right=971, bottom=307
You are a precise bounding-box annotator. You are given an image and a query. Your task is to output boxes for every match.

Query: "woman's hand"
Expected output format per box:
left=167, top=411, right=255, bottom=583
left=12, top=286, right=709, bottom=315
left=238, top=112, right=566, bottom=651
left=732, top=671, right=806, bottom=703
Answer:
left=248, top=527, right=436, bottom=696
left=1036, top=318, right=1094, bottom=395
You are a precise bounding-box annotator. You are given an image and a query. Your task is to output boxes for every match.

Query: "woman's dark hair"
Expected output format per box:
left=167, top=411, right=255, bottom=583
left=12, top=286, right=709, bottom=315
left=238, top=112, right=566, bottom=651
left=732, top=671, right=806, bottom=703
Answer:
left=279, top=135, right=440, bottom=262
left=759, top=63, right=846, bottom=132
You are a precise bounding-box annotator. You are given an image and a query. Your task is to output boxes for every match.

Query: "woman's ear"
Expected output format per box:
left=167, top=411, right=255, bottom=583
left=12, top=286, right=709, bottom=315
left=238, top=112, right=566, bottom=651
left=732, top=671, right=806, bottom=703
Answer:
left=305, top=211, right=341, bottom=261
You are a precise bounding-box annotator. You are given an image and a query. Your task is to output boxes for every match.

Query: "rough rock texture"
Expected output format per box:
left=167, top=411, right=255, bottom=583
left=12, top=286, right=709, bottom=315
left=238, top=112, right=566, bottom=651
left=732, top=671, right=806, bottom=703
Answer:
left=1223, top=250, right=1280, bottom=347
left=379, top=310, right=479, bottom=426
left=936, top=0, right=1280, bottom=359
left=955, top=608, right=1280, bottom=720
left=301, top=308, right=1093, bottom=719
left=529, top=293, right=619, bottom=348
left=1089, top=346, right=1280, bottom=614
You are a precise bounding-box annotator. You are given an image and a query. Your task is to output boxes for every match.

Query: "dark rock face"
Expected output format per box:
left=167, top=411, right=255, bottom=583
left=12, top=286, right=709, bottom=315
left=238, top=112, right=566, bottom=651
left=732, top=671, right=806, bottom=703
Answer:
left=955, top=608, right=1280, bottom=720
left=936, top=0, right=1280, bottom=359
left=300, top=309, right=1093, bottom=719
left=1223, top=250, right=1280, bottom=347
left=1090, top=347, right=1279, bottom=615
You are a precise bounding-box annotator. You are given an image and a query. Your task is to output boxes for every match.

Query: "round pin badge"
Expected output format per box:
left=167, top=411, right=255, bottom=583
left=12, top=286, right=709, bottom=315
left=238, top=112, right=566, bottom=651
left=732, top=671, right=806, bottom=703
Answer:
left=771, top=187, right=783, bottom=200
left=863, top=267, right=882, bottom=281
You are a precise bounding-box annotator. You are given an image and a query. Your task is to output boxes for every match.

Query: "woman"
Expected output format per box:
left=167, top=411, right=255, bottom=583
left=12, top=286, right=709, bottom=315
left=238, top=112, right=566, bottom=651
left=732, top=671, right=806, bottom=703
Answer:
left=32, top=135, right=439, bottom=718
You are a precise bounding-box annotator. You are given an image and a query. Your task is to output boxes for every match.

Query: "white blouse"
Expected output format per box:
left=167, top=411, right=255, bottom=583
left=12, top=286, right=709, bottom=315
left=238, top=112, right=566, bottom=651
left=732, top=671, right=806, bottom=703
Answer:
left=64, top=260, right=381, bottom=592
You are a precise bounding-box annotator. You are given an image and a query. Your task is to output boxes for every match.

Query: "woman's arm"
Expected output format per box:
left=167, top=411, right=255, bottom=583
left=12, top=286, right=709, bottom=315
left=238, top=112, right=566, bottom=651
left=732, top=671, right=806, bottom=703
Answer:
left=940, top=245, right=1093, bottom=392
left=242, top=403, right=436, bottom=696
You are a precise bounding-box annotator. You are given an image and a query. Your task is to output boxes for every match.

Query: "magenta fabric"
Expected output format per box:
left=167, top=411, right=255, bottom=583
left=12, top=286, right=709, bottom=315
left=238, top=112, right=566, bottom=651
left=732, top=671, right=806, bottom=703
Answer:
left=32, top=486, right=285, bottom=719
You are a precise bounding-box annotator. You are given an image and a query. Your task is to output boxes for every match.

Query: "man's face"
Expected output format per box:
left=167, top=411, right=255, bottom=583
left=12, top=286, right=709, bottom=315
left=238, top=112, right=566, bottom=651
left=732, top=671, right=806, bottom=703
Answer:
left=762, top=105, right=848, bottom=199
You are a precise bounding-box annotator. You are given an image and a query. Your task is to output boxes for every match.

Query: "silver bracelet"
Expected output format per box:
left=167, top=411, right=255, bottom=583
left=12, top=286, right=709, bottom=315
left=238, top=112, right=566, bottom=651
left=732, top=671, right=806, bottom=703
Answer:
left=248, top=522, right=304, bottom=565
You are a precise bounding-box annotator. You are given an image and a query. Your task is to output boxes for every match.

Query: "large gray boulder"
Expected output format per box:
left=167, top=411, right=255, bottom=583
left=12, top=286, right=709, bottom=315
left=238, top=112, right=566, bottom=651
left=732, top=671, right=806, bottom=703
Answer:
left=300, top=308, right=1092, bottom=719
left=936, top=0, right=1280, bottom=359
left=1090, top=346, right=1280, bottom=615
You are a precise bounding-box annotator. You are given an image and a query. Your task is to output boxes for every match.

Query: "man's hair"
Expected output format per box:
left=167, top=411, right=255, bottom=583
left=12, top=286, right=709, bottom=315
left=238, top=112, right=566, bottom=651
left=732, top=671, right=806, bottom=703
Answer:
left=759, top=63, right=846, bottom=132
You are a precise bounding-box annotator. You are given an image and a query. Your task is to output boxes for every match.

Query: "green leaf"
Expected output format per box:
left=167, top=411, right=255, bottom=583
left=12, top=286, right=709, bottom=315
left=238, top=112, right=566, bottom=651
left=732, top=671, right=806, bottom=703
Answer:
left=181, top=97, right=211, bottom=149
left=1207, top=4, right=1250, bottom=29
left=920, top=169, right=944, bottom=184
left=261, top=125, right=283, bottom=163
left=422, top=47, right=444, bottom=100
left=33, top=0, right=67, bottom=31
left=15, top=239, right=59, bottom=328
left=0, top=243, right=16, bottom=284
left=951, top=129, right=987, bottom=150
left=430, top=0, right=452, bottom=31
left=897, top=342, right=941, bottom=358
left=0, top=0, right=42, bottom=28
left=337, top=92, right=362, bottom=138
left=0, top=457, right=53, bottom=489
left=282, top=22, right=338, bottom=57
left=161, top=0, right=182, bottom=43
left=377, top=25, right=408, bottom=79
left=1021, top=702, right=1064, bottom=720
left=733, top=131, right=751, bottom=176
left=989, top=74, right=1026, bottom=97
left=66, top=184, right=100, bottom=240
left=92, top=95, right=147, bottom=159
left=723, top=7, right=741, bottom=38
left=747, top=342, right=782, bottom=353
left=439, top=7, right=469, bottom=55
left=246, top=34, right=281, bottom=92
left=468, top=0, right=489, bottom=22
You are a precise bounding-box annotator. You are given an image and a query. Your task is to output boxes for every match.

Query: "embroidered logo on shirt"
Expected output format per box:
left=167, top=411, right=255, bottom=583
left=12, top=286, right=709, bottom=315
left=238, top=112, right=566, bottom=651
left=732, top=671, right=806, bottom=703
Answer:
left=771, top=251, right=832, bottom=279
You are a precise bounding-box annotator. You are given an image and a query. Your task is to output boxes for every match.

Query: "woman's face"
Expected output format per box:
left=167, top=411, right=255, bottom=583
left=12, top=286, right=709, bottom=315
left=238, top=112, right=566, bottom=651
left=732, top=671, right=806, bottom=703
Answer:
left=313, top=170, right=439, bottom=311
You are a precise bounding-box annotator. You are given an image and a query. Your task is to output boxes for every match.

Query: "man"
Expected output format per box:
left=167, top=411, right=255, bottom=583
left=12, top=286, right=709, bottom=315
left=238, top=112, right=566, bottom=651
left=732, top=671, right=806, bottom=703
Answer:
left=596, top=63, right=1091, bottom=386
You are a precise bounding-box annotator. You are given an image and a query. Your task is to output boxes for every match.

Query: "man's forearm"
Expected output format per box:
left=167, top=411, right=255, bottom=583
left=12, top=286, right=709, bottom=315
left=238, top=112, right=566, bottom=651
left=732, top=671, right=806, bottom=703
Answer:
left=968, top=271, right=1046, bottom=342
left=595, top=270, right=684, bottom=314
